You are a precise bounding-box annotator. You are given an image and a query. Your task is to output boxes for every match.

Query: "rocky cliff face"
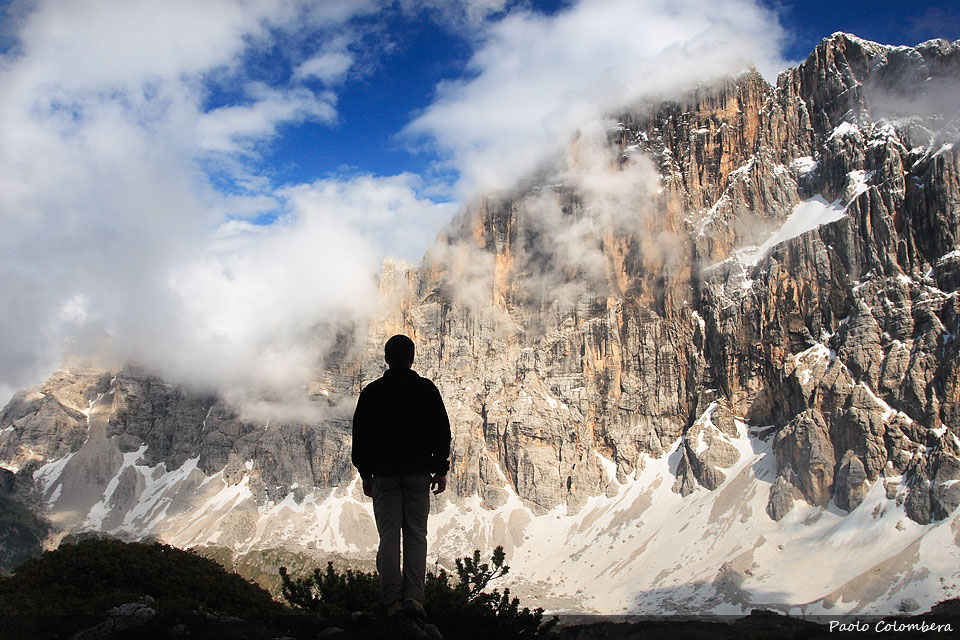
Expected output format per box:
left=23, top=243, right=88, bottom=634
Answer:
left=1, top=33, right=959, bottom=614
left=376, top=33, right=960, bottom=524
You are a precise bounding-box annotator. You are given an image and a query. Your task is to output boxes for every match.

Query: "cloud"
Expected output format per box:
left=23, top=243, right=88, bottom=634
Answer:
left=293, top=32, right=360, bottom=86
left=0, top=0, right=792, bottom=416
left=152, top=169, right=455, bottom=418
left=865, top=61, right=960, bottom=146
left=408, top=0, right=788, bottom=335
left=295, top=51, right=355, bottom=85
left=0, top=0, right=387, bottom=414
left=405, top=0, right=787, bottom=197
left=159, top=205, right=381, bottom=418
left=405, top=0, right=513, bottom=31
left=197, top=84, right=338, bottom=153
left=427, top=118, right=666, bottom=323
left=281, top=174, right=456, bottom=264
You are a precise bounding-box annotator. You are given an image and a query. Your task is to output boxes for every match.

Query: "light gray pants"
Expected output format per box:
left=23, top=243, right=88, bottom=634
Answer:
left=371, top=474, right=431, bottom=604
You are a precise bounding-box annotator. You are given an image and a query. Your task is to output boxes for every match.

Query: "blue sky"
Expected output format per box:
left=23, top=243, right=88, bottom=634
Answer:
left=0, top=0, right=957, bottom=407
left=773, top=1, right=960, bottom=61
left=251, top=0, right=960, bottom=189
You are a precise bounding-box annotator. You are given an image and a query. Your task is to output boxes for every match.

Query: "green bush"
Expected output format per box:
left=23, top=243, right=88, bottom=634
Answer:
left=280, top=561, right=381, bottom=615
left=280, top=545, right=557, bottom=639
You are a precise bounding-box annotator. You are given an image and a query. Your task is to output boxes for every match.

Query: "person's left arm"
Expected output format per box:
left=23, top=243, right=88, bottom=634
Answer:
left=427, top=381, right=451, bottom=494
left=351, top=387, right=374, bottom=497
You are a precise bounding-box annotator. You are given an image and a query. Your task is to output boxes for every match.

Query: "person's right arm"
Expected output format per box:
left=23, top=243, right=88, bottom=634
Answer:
left=352, top=387, right=373, bottom=496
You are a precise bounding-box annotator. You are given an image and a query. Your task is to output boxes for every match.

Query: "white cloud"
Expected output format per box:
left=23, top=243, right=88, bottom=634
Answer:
left=138, top=170, right=451, bottom=416
left=12, top=0, right=268, bottom=88
left=406, top=0, right=512, bottom=30
left=0, top=0, right=793, bottom=415
left=197, top=84, right=338, bottom=153
left=281, top=174, right=456, bottom=264
left=425, top=120, right=668, bottom=321
left=295, top=50, right=355, bottom=85
left=0, top=0, right=387, bottom=412
left=160, top=207, right=381, bottom=414
left=406, top=0, right=787, bottom=197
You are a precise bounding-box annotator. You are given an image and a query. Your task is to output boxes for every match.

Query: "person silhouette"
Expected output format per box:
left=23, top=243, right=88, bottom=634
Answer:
left=351, top=334, right=451, bottom=619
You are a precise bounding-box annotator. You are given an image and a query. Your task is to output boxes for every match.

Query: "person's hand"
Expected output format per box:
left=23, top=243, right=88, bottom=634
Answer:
left=430, top=474, right=447, bottom=495
left=362, top=476, right=373, bottom=498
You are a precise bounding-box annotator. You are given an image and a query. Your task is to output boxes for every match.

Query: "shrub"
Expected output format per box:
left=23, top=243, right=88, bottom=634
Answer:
left=280, top=561, right=381, bottom=615
left=280, top=546, right=557, bottom=639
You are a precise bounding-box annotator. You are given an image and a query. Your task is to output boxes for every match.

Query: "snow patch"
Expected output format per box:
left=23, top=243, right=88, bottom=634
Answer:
left=712, top=167, right=874, bottom=274
left=691, top=311, right=706, bottom=333
left=594, top=450, right=619, bottom=483
left=858, top=382, right=899, bottom=422
left=26, top=417, right=959, bottom=616
left=736, top=196, right=847, bottom=267
left=85, top=445, right=149, bottom=529
left=828, top=121, right=860, bottom=140
left=794, top=343, right=832, bottom=385
left=847, top=169, right=873, bottom=200
left=729, top=156, right=756, bottom=178
left=695, top=193, right=732, bottom=238
left=34, top=452, right=76, bottom=498
left=694, top=428, right=710, bottom=455
left=791, top=156, right=817, bottom=174
left=197, top=474, right=254, bottom=513
left=543, top=392, right=558, bottom=409
left=937, top=249, right=960, bottom=265
left=931, top=143, right=954, bottom=160
left=116, top=456, right=203, bottom=532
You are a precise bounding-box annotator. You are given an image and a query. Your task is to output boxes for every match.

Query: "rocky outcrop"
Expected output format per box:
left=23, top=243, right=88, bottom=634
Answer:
left=674, top=401, right=742, bottom=495
left=766, top=473, right=800, bottom=521
left=0, top=366, right=357, bottom=516
left=835, top=450, right=869, bottom=511
left=771, top=409, right=835, bottom=507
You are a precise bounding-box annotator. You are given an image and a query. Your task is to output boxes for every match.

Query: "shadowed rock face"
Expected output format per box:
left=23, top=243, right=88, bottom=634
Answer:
left=0, top=466, right=49, bottom=571
left=0, top=367, right=357, bottom=514
left=1, top=34, right=959, bottom=535
left=773, top=409, right=835, bottom=506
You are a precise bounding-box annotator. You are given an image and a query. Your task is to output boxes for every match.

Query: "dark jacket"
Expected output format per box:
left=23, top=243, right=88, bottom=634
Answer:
left=351, top=368, right=451, bottom=479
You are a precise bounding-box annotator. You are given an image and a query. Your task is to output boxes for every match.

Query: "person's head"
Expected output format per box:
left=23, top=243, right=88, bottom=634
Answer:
left=384, top=334, right=415, bottom=369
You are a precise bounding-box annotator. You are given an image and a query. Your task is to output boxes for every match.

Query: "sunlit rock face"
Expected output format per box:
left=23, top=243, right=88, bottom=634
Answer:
left=2, top=33, right=959, bottom=614
left=378, top=33, right=960, bottom=522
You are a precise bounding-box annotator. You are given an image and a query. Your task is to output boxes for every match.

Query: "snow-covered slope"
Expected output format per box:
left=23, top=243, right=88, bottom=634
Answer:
left=25, top=394, right=958, bottom=614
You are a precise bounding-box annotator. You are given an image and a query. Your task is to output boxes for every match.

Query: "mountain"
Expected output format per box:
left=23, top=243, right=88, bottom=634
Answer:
left=1, top=33, right=959, bottom=615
